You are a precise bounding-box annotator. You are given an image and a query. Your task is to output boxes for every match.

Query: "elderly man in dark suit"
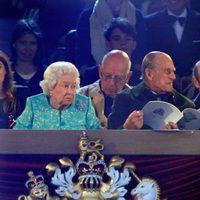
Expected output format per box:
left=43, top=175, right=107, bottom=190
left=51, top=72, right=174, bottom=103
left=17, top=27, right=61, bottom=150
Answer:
left=144, top=0, right=200, bottom=92
left=108, top=51, right=195, bottom=129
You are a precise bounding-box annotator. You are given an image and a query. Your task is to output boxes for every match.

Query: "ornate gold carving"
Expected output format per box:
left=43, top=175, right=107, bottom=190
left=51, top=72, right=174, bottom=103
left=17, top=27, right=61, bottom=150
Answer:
left=18, top=131, right=162, bottom=200
left=18, top=171, right=59, bottom=200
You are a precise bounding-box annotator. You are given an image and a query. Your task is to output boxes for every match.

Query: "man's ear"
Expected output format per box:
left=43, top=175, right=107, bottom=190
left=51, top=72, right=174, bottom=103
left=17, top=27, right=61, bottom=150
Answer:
left=126, top=71, right=132, bottom=83
left=145, top=68, right=153, bottom=81
left=192, top=76, right=200, bottom=89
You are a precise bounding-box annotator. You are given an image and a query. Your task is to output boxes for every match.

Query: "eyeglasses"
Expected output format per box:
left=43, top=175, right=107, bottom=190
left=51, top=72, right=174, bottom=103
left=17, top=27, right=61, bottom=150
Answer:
left=101, top=73, right=127, bottom=84
left=57, top=82, right=77, bottom=90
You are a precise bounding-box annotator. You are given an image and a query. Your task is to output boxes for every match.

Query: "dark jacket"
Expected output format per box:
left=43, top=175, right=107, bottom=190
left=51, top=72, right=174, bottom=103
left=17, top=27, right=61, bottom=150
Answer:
left=12, top=65, right=45, bottom=112
left=108, top=82, right=195, bottom=129
left=145, top=9, right=200, bottom=77
left=194, top=92, right=200, bottom=109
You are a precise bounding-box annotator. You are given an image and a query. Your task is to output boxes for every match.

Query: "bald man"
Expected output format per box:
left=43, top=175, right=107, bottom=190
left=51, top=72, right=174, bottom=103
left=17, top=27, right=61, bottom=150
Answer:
left=108, top=51, right=195, bottom=129
left=78, top=50, right=132, bottom=128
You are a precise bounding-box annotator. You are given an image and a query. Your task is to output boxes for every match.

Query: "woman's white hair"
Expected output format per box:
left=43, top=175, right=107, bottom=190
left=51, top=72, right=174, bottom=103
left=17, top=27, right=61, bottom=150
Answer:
left=40, top=61, right=80, bottom=95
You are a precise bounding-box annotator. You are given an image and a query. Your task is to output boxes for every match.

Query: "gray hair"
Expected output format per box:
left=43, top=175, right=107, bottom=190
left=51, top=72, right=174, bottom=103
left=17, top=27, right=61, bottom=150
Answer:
left=141, top=51, right=171, bottom=79
left=40, top=61, right=80, bottom=95
left=192, top=60, right=200, bottom=80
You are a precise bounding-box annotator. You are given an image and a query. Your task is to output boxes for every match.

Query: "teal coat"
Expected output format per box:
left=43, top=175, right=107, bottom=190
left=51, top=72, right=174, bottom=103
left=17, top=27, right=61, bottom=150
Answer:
left=14, top=93, right=100, bottom=130
left=108, top=82, right=195, bottom=129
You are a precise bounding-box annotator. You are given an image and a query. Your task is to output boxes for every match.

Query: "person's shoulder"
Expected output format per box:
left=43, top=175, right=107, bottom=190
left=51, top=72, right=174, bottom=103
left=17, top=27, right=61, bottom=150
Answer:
left=187, top=9, right=200, bottom=24
left=78, top=84, right=90, bottom=95
left=117, top=85, right=134, bottom=98
left=28, top=93, right=46, bottom=101
left=145, top=9, right=168, bottom=29
left=188, top=9, right=200, bottom=17
left=120, top=82, right=147, bottom=99
left=76, top=93, right=90, bottom=101
left=78, top=80, right=100, bottom=95
left=173, top=89, right=191, bottom=100
left=144, top=9, right=166, bottom=20
left=173, top=89, right=195, bottom=110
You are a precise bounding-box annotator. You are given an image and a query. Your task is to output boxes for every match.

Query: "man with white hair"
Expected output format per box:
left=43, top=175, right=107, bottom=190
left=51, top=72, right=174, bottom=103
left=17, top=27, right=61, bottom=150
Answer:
left=108, top=51, right=195, bottom=129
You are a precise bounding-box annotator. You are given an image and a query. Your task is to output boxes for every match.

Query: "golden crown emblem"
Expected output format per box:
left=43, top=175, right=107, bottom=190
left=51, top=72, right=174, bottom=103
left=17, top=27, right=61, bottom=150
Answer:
left=18, top=132, right=162, bottom=200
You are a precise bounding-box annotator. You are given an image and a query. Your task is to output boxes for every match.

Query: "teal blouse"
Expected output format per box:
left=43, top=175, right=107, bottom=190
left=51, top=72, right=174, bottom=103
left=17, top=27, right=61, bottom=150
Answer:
left=14, top=93, right=100, bottom=130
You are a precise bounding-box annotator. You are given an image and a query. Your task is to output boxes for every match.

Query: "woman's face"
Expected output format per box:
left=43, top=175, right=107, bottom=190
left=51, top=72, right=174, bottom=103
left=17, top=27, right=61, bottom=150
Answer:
left=0, top=61, right=6, bottom=87
left=13, top=33, right=38, bottom=63
left=50, top=74, right=77, bottom=108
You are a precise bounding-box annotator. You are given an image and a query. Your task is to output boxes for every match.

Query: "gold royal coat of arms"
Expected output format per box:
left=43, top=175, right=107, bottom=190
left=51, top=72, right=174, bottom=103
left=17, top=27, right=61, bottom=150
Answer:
left=18, top=132, right=162, bottom=200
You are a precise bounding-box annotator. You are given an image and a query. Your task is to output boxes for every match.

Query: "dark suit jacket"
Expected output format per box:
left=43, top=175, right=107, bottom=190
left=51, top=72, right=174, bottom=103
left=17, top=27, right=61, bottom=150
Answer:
left=194, top=92, right=200, bottom=109
left=145, top=9, right=200, bottom=77
left=108, top=82, right=195, bottom=129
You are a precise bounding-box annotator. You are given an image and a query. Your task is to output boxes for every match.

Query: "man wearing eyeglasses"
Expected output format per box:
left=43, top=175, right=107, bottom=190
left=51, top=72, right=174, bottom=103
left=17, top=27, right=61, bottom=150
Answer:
left=78, top=50, right=132, bottom=128
left=108, top=51, right=195, bottom=129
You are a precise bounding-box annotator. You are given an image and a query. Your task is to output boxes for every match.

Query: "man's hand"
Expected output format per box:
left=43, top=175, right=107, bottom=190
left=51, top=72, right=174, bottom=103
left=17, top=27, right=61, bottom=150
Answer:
left=164, top=121, right=178, bottom=129
left=123, top=111, right=143, bottom=129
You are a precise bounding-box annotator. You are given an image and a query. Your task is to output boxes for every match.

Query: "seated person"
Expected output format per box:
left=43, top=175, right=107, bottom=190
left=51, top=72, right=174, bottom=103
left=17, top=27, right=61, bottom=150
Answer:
left=82, top=17, right=141, bottom=86
left=0, top=51, right=20, bottom=129
left=76, top=0, right=146, bottom=72
left=108, top=51, right=195, bottom=129
left=78, top=50, right=132, bottom=128
left=14, top=61, right=100, bottom=130
left=187, top=60, right=200, bottom=108
left=10, top=18, right=46, bottom=111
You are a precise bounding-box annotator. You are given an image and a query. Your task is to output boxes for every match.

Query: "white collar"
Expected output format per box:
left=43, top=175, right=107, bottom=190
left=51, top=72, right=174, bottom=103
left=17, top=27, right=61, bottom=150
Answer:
left=167, top=8, right=187, bottom=18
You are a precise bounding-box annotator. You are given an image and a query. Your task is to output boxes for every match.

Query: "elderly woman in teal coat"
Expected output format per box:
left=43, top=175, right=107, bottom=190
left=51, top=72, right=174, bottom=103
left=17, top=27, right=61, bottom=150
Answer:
left=14, top=61, right=100, bottom=129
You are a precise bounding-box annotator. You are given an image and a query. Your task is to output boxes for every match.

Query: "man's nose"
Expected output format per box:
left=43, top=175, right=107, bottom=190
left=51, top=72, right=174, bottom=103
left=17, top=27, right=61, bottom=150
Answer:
left=109, top=76, right=118, bottom=85
left=171, top=72, right=176, bottom=80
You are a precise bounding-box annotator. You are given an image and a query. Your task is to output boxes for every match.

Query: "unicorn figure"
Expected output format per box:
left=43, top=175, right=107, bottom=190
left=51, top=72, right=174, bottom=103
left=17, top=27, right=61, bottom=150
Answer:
left=125, top=163, right=161, bottom=200
left=131, top=178, right=160, bottom=200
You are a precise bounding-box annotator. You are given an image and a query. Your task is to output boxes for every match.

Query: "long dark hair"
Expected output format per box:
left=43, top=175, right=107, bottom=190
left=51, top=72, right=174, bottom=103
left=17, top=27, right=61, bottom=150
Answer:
left=10, top=18, right=43, bottom=66
left=0, top=51, right=17, bottom=115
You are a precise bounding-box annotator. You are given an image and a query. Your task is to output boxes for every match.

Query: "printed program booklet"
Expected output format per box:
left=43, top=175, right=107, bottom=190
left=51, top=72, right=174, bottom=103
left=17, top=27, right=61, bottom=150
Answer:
left=142, top=101, right=200, bottom=130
